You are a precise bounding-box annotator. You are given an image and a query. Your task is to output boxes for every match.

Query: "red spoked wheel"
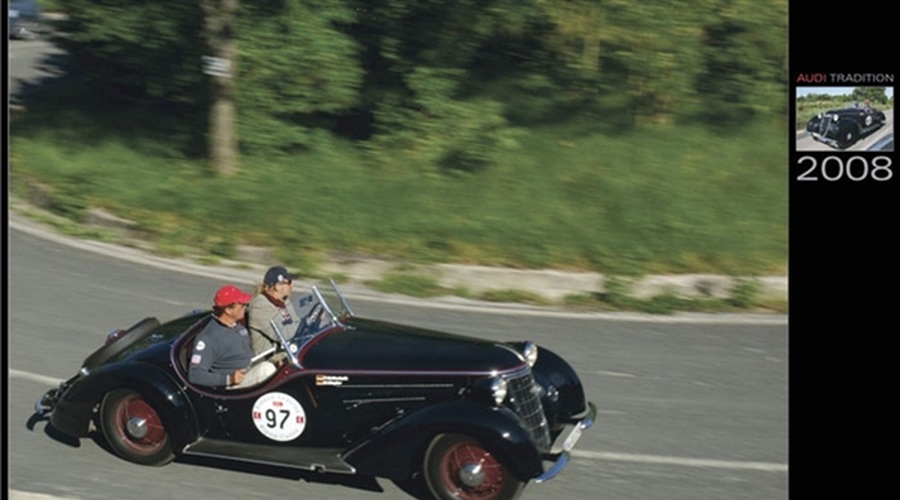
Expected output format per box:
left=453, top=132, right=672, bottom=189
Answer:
left=100, top=389, right=174, bottom=466
left=424, top=434, right=525, bottom=500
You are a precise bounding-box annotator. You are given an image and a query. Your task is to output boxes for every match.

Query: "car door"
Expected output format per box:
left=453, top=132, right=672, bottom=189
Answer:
left=209, top=375, right=328, bottom=446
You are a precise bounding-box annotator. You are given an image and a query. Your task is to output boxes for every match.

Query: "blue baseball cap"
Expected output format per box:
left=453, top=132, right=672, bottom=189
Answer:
left=264, top=266, right=297, bottom=286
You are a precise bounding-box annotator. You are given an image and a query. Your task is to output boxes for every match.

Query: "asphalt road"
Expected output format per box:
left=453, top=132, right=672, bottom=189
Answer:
left=8, top=38, right=65, bottom=101
left=6, top=227, right=788, bottom=500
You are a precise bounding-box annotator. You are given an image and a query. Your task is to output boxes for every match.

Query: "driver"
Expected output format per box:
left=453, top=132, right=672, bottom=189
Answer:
left=188, top=284, right=277, bottom=389
left=247, top=266, right=300, bottom=367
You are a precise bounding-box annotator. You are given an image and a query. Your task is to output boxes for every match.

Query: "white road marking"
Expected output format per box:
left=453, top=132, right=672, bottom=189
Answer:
left=9, top=491, right=80, bottom=500
left=595, top=370, right=638, bottom=378
left=572, top=450, right=787, bottom=472
left=10, top=368, right=787, bottom=474
left=10, top=369, right=63, bottom=386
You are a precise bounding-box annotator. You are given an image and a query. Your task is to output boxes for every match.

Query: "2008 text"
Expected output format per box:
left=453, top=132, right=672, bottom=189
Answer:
left=796, top=155, right=892, bottom=182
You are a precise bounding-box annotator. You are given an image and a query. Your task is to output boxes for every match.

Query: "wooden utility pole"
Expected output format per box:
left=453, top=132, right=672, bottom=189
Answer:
left=202, top=0, right=239, bottom=176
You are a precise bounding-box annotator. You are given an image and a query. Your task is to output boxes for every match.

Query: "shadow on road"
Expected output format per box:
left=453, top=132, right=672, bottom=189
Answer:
left=26, top=411, right=437, bottom=498
left=9, top=45, right=71, bottom=106
left=25, top=413, right=83, bottom=448
left=173, top=454, right=388, bottom=494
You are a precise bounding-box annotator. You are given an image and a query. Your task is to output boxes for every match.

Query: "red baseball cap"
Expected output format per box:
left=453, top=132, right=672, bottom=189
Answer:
left=214, top=284, right=253, bottom=307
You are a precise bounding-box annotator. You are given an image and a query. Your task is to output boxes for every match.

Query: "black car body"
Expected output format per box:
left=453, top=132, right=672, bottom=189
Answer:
left=806, top=105, right=887, bottom=149
left=36, top=281, right=595, bottom=500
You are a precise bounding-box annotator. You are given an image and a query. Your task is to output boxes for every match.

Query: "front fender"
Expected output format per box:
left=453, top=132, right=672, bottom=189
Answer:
left=532, top=346, right=588, bottom=430
left=50, top=362, right=199, bottom=450
left=342, top=400, right=542, bottom=481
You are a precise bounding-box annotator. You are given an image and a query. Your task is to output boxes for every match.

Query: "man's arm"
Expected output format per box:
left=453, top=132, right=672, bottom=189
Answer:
left=188, top=335, right=229, bottom=387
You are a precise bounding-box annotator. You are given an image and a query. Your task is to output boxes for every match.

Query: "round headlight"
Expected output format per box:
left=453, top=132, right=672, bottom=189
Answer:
left=832, top=114, right=839, bottom=122
left=523, top=341, right=539, bottom=367
left=491, top=377, right=508, bottom=405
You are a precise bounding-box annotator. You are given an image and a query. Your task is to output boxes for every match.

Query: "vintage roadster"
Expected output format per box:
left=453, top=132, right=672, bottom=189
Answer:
left=806, top=104, right=887, bottom=149
left=36, top=281, right=595, bottom=500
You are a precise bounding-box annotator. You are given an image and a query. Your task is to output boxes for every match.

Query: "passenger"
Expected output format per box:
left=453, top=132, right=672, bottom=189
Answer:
left=188, top=284, right=276, bottom=389
left=247, top=266, right=299, bottom=367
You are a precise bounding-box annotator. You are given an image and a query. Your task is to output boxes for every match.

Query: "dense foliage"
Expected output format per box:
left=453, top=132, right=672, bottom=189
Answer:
left=45, top=0, right=787, bottom=168
left=14, top=0, right=789, bottom=276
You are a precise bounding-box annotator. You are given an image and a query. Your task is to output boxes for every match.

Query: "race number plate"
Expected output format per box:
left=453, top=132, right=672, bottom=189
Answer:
left=252, top=392, right=307, bottom=442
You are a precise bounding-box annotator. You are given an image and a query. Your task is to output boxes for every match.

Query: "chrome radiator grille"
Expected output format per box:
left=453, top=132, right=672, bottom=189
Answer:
left=818, top=115, right=833, bottom=134
left=506, top=369, right=551, bottom=452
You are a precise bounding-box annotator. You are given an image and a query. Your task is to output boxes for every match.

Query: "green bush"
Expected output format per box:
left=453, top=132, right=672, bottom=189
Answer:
left=368, top=272, right=447, bottom=298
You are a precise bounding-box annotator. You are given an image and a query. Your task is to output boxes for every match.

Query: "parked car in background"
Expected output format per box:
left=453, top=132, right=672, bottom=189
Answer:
left=9, top=0, right=43, bottom=39
left=36, top=280, right=596, bottom=500
left=806, top=103, right=887, bottom=149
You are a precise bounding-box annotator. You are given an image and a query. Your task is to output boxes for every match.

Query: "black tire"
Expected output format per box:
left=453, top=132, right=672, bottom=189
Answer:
left=82, top=317, right=160, bottom=370
left=423, top=433, right=525, bottom=500
left=100, top=389, right=174, bottom=466
left=837, top=123, right=859, bottom=149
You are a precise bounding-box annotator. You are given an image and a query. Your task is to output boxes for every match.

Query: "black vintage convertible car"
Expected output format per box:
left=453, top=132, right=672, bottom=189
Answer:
left=806, top=104, right=887, bottom=149
left=36, top=281, right=595, bottom=500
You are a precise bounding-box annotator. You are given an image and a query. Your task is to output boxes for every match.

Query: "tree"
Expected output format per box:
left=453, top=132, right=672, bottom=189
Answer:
left=49, top=0, right=208, bottom=155
left=851, top=87, right=889, bottom=105
left=235, top=1, right=363, bottom=153
left=693, top=0, right=788, bottom=125
left=203, top=0, right=240, bottom=176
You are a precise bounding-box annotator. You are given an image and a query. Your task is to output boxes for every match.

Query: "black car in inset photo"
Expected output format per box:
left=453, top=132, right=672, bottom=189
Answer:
left=35, top=280, right=595, bottom=500
left=806, top=104, right=887, bottom=149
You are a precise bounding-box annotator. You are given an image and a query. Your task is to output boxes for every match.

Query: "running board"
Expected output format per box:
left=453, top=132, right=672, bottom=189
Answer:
left=182, top=438, right=356, bottom=474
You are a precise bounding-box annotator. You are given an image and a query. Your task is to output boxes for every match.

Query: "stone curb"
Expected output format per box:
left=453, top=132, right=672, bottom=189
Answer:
left=8, top=199, right=787, bottom=311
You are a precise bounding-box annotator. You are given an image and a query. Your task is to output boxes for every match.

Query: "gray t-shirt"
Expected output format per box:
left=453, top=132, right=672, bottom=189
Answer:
left=188, top=316, right=254, bottom=387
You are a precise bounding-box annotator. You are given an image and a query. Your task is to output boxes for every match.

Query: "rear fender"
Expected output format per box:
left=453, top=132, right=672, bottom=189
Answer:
left=342, top=400, right=542, bottom=481
left=82, top=317, right=161, bottom=370
left=51, top=362, right=198, bottom=449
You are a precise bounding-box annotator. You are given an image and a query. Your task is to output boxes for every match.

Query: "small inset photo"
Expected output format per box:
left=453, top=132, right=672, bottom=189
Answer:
left=796, top=86, right=893, bottom=152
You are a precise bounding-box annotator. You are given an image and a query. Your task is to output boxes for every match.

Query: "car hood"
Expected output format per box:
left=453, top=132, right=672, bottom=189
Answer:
left=300, top=317, right=526, bottom=373
left=825, top=107, right=874, bottom=116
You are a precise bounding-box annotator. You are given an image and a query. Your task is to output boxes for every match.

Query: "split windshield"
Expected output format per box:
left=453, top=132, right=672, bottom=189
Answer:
left=273, top=279, right=353, bottom=368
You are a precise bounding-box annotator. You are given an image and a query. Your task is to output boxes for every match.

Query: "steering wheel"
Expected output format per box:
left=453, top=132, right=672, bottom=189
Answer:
left=292, top=303, right=322, bottom=339
left=307, top=303, right=325, bottom=331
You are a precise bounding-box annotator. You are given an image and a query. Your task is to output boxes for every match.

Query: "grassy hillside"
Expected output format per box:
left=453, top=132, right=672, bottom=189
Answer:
left=9, top=113, right=787, bottom=278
